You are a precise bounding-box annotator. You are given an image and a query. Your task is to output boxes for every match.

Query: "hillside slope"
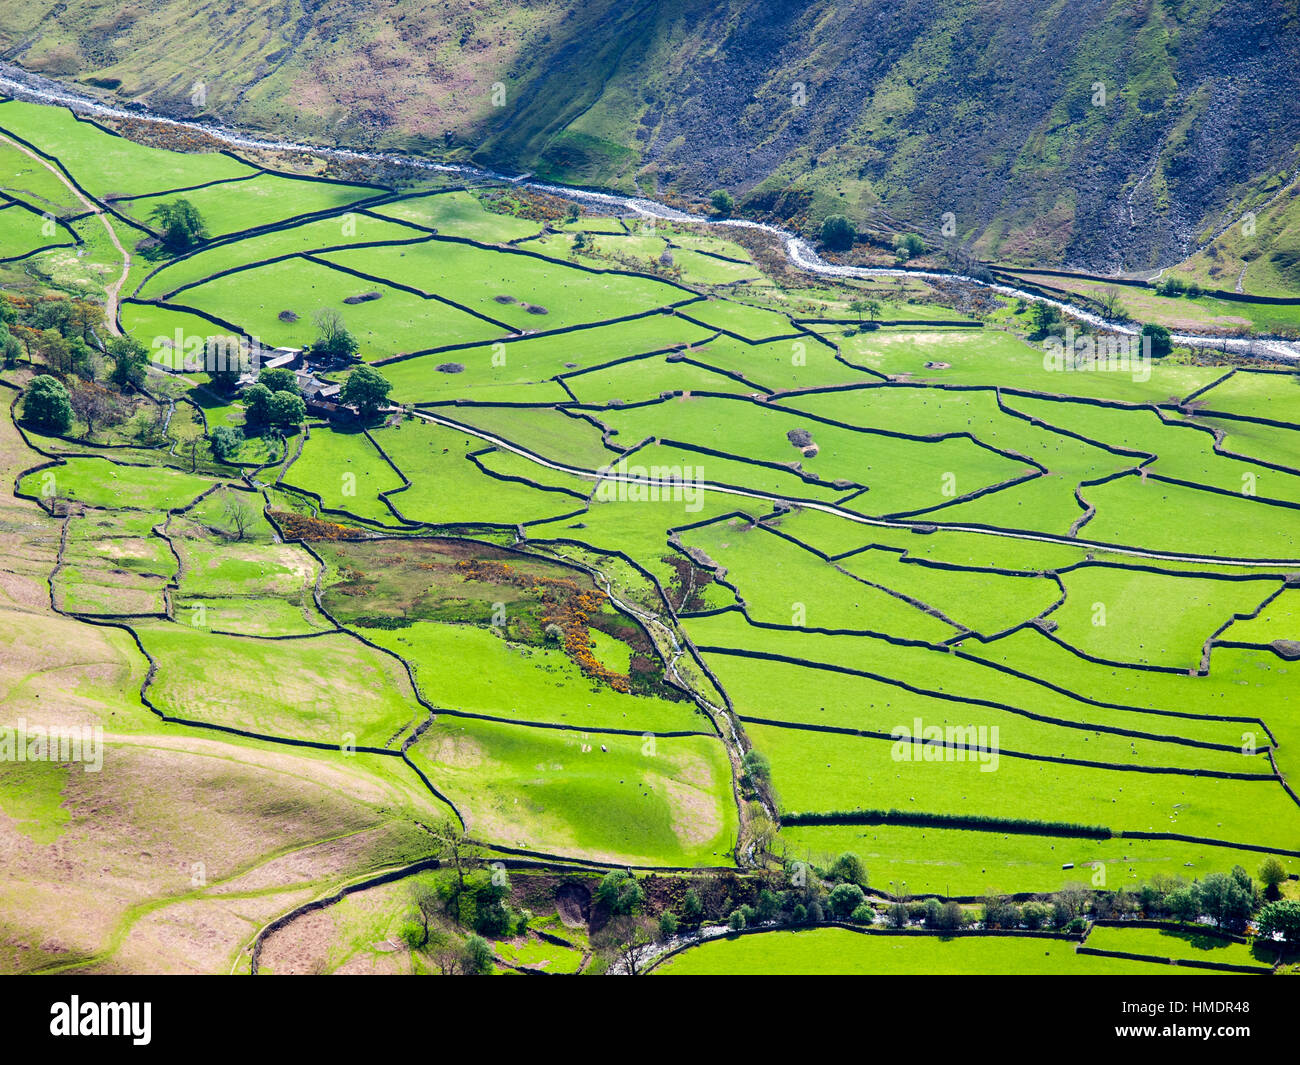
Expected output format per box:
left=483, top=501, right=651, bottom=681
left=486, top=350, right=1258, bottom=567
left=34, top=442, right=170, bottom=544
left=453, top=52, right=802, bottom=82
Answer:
left=2, top=0, right=1298, bottom=276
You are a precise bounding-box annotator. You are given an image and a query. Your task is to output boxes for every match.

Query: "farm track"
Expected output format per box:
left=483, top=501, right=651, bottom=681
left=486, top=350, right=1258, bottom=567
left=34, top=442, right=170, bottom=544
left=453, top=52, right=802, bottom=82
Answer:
left=0, top=126, right=128, bottom=334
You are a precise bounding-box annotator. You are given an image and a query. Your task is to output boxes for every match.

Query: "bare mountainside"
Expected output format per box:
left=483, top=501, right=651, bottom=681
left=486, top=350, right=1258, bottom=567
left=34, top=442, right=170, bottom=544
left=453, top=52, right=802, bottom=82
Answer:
left=2, top=0, right=1299, bottom=274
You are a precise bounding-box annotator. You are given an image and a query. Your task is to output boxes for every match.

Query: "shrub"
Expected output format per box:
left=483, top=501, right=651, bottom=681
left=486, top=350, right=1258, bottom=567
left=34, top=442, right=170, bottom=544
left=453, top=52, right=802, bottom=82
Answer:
left=828, top=882, right=866, bottom=918
left=850, top=902, right=876, bottom=924
left=709, top=189, right=734, bottom=217
left=820, top=214, right=855, bottom=251
left=1141, top=322, right=1173, bottom=358
left=728, top=908, right=747, bottom=931
left=658, top=912, right=679, bottom=941
left=595, top=870, right=643, bottom=915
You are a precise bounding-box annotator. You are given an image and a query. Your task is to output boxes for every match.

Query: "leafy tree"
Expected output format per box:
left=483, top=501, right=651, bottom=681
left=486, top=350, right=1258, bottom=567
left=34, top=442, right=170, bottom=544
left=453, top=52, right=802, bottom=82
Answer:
left=850, top=902, right=875, bottom=924
left=1021, top=900, right=1052, bottom=930
left=340, top=364, right=393, bottom=418
left=107, top=334, right=148, bottom=389
left=727, top=908, right=747, bottom=931
left=828, top=882, right=866, bottom=918
left=885, top=902, right=907, bottom=928
left=595, top=870, right=644, bottom=915
left=830, top=852, right=869, bottom=889
left=1, top=327, right=20, bottom=369
left=1167, top=885, right=1202, bottom=923
left=148, top=198, right=208, bottom=251
left=681, top=888, right=704, bottom=924
left=266, top=390, right=305, bottom=428
left=1199, top=870, right=1254, bottom=930
left=820, top=214, right=855, bottom=251
left=1141, top=322, right=1173, bottom=359
left=754, top=889, right=781, bottom=923
left=1256, top=899, right=1300, bottom=945
left=462, top=935, right=494, bottom=975
left=209, top=425, right=244, bottom=463
left=709, top=189, right=734, bottom=217
left=258, top=367, right=298, bottom=394
left=1259, top=857, right=1287, bottom=900
left=241, top=383, right=273, bottom=425
left=657, top=912, right=679, bottom=941
left=312, top=308, right=360, bottom=360
left=22, top=375, right=73, bottom=433
left=1029, top=301, right=1062, bottom=337
left=983, top=895, right=1021, bottom=929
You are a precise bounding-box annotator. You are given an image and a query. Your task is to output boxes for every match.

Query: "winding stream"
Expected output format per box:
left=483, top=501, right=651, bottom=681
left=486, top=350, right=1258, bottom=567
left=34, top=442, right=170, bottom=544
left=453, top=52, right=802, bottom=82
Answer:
left=2, top=61, right=1296, bottom=363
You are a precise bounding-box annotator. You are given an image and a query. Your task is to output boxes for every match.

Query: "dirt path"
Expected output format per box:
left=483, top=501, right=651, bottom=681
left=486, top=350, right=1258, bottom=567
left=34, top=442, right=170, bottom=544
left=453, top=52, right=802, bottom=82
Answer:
left=0, top=128, right=129, bottom=336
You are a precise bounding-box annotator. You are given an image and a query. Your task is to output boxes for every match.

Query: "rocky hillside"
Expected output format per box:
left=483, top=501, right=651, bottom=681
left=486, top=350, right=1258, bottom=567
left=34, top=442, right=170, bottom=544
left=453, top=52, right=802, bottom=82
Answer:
left=3, top=0, right=1298, bottom=275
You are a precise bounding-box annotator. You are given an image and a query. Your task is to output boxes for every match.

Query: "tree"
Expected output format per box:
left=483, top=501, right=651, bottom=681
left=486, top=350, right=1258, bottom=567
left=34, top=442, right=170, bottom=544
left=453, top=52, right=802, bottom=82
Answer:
left=0, top=328, right=20, bottom=369
left=427, top=817, right=481, bottom=924
left=828, top=882, right=866, bottom=918
left=312, top=308, right=360, bottom=360
left=594, top=914, right=657, bottom=975
left=1256, top=899, right=1300, bottom=945
left=209, top=425, right=244, bottom=463
left=258, top=367, right=298, bottom=395
left=885, top=901, right=907, bottom=928
left=462, top=934, right=494, bottom=975
left=709, top=189, right=734, bottom=218
left=1259, top=857, right=1287, bottom=901
left=727, top=908, right=747, bottom=931
left=266, top=390, right=305, bottom=428
left=864, top=298, right=882, bottom=324
left=935, top=900, right=964, bottom=932
left=681, top=888, right=704, bottom=925
left=820, top=214, right=855, bottom=251
left=22, top=375, right=73, bottom=433
left=107, top=334, right=148, bottom=389
left=1141, top=322, right=1173, bottom=359
left=69, top=383, right=123, bottom=438
left=1029, top=301, right=1062, bottom=337
left=340, top=364, right=393, bottom=419
left=1021, top=900, right=1051, bottom=930
left=849, top=299, right=869, bottom=323
left=205, top=336, right=245, bottom=392
left=36, top=328, right=72, bottom=374
left=222, top=493, right=255, bottom=541
left=1200, top=870, right=1254, bottom=930
left=148, top=198, right=208, bottom=252
left=657, top=911, right=679, bottom=941
left=241, top=383, right=273, bottom=425
left=1099, top=286, right=1125, bottom=320
left=830, top=852, right=869, bottom=890
left=983, top=895, right=1021, bottom=929
left=595, top=870, right=644, bottom=915
left=1167, top=885, right=1202, bottom=923
left=411, top=879, right=441, bottom=948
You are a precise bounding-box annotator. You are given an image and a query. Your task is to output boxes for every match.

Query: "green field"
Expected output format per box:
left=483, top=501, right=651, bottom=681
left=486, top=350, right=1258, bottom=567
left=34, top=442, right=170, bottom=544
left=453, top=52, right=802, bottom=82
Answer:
left=3, top=94, right=1298, bottom=978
